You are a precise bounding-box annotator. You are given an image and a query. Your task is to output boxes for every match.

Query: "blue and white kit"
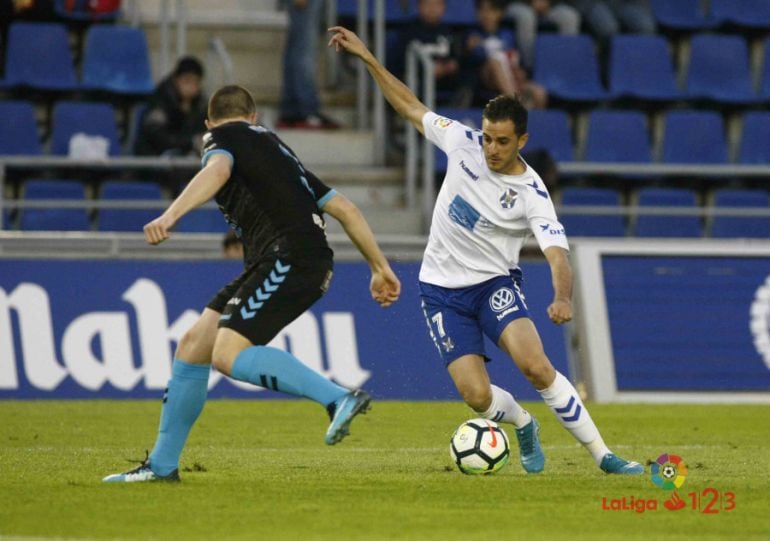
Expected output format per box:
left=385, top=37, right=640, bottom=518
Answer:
left=418, top=111, right=569, bottom=364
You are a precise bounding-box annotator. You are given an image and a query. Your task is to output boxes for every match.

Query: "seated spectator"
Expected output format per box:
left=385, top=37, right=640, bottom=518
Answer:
left=465, top=0, right=547, bottom=108
left=135, top=56, right=207, bottom=156
left=390, top=0, right=471, bottom=107
left=567, top=0, right=656, bottom=45
left=506, top=0, right=581, bottom=69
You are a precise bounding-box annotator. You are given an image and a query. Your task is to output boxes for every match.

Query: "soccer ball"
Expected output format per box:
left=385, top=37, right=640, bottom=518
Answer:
left=449, top=418, right=510, bottom=475
left=662, top=465, right=676, bottom=479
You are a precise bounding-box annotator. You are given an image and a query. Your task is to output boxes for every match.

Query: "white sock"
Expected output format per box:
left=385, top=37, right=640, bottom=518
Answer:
left=538, top=371, right=610, bottom=465
left=476, top=384, right=532, bottom=429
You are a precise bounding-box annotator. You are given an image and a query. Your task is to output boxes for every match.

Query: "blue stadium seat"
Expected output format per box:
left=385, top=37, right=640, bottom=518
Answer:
left=0, top=101, right=42, bottom=155
left=662, top=110, right=727, bottom=164
left=710, top=0, right=770, bottom=28
left=761, top=38, right=770, bottom=101
left=176, top=208, right=229, bottom=233
left=608, top=35, right=681, bottom=101
left=1, top=22, right=77, bottom=91
left=20, top=179, right=90, bottom=231
left=125, top=104, right=148, bottom=156
left=711, top=189, right=770, bottom=238
left=51, top=101, right=121, bottom=157
left=585, top=110, right=651, bottom=163
left=433, top=108, right=483, bottom=172
left=53, top=0, right=120, bottom=21
left=650, top=0, right=719, bottom=30
left=526, top=109, right=573, bottom=162
left=81, top=26, right=154, bottom=95
left=442, top=0, right=477, bottom=26
left=560, top=187, right=625, bottom=237
left=634, top=188, right=702, bottom=238
left=98, top=180, right=163, bottom=232
left=2, top=209, right=13, bottom=230
left=337, top=0, right=417, bottom=23
left=533, top=34, right=610, bottom=102
left=686, top=34, right=757, bottom=105
left=739, top=111, right=770, bottom=164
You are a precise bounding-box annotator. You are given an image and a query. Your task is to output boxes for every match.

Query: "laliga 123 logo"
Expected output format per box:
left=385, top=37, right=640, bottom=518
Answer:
left=602, top=452, right=736, bottom=514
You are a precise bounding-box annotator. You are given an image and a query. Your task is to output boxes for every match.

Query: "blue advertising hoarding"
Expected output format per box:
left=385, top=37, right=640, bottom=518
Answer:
left=0, top=260, right=569, bottom=400
left=603, top=255, right=770, bottom=392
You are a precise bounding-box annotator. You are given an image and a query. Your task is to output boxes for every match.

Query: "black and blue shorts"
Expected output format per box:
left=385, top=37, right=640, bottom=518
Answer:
left=207, top=253, right=333, bottom=345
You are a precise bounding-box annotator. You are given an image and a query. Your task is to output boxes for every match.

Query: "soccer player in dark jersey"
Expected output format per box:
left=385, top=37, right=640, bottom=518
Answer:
left=103, top=85, right=401, bottom=482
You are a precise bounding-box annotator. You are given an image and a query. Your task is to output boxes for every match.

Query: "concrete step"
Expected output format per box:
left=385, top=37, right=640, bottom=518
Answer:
left=143, top=25, right=287, bottom=98
left=136, top=0, right=285, bottom=28
left=325, top=206, right=424, bottom=236
left=273, top=129, right=377, bottom=166
left=312, top=166, right=405, bottom=207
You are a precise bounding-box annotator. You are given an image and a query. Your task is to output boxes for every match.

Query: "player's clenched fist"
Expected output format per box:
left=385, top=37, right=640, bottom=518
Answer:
left=143, top=214, right=174, bottom=245
left=547, top=299, right=572, bottom=325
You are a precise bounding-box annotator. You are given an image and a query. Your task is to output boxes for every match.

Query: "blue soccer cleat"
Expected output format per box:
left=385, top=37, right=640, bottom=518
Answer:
left=600, top=453, right=644, bottom=475
left=514, top=417, right=545, bottom=473
left=325, top=389, right=371, bottom=445
left=102, top=455, right=180, bottom=483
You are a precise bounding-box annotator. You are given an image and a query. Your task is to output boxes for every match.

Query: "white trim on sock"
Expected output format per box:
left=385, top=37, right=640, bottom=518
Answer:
left=477, top=384, right=532, bottom=428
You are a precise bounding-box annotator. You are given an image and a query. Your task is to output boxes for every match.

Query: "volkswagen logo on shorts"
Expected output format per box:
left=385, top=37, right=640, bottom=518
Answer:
left=490, top=287, right=515, bottom=312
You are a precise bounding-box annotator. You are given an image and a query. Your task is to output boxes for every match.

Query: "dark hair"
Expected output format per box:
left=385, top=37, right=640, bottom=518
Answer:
left=208, top=85, right=257, bottom=122
left=482, top=94, right=528, bottom=136
left=173, top=56, right=204, bottom=78
left=474, top=0, right=505, bottom=10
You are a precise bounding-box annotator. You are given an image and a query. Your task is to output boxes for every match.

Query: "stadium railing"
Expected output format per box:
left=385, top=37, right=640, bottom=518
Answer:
left=4, top=157, right=770, bottom=238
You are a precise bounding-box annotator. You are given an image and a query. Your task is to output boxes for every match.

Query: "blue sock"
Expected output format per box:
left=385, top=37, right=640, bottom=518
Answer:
left=149, top=359, right=210, bottom=476
left=230, top=345, right=348, bottom=406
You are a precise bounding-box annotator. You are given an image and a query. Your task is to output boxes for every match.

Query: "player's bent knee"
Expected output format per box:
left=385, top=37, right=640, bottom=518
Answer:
left=211, top=350, right=233, bottom=376
left=520, top=360, right=555, bottom=388
left=176, top=328, right=211, bottom=364
left=458, top=382, right=492, bottom=411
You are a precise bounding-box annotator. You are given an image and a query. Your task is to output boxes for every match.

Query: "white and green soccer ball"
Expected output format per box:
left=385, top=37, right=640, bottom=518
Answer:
left=449, top=418, right=510, bottom=475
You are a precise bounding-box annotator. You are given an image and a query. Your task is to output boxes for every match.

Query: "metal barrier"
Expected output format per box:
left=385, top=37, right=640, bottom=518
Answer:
left=4, top=156, right=770, bottom=234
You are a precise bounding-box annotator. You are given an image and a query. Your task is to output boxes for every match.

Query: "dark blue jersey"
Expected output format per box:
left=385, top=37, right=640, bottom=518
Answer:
left=201, top=121, right=335, bottom=265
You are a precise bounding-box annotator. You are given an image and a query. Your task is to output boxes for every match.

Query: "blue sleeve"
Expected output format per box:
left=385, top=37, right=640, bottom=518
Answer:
left=316, top=189, right=338, bottom=209
left=201, top=149, right=234, bottom=168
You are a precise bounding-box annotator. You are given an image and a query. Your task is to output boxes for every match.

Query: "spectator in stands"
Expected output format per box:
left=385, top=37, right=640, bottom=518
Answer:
left=567, top=0, right=656, bottom=45
left=222, top=230, right=244, bottom=260
left=276, top=0, right=340, bottom=129
left=390, top=0, right=471, bottom=107
left=465, top=0, right=547, bottom=109
left=135, top=56, right=207, bottom=156
left=505, top=0, right=581, bottom=69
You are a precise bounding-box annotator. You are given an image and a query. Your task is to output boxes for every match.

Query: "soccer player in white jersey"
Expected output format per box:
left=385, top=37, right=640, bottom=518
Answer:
left=329, top=26, right=643, bottom=475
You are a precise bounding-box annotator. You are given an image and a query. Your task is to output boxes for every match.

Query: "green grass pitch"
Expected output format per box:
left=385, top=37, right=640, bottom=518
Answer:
left=1, top=400, right=769, bottom=541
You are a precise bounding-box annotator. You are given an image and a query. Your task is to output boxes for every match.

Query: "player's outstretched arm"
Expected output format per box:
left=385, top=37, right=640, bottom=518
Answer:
left=143, top=154, right=231, bottom=245
left=543, top=246, right=573, bottom=325
left=322, top=193, right=401, bottom=307
left=328, top=26, right=429, bottom=134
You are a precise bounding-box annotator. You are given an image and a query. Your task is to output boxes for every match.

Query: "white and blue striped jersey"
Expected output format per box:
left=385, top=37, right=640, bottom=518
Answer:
left=419, top=111, right=569, bottom=289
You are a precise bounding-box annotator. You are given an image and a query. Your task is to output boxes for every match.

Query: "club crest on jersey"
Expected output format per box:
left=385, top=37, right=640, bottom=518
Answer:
left=433, top=116, right=453, bottom=129
left=500, top=188, right=518, bottom=209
